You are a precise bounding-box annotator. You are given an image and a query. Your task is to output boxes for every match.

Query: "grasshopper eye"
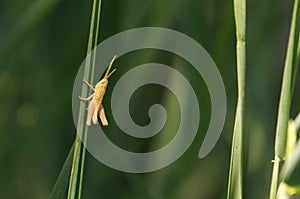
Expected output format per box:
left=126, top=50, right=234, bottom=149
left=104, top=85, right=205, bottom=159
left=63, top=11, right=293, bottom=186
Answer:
left=100, top=79, right=108, bottom=85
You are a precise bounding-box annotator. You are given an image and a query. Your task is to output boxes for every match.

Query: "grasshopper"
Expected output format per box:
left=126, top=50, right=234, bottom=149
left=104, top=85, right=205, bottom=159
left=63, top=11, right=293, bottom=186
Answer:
left=79, top=55, right=117, bottom=126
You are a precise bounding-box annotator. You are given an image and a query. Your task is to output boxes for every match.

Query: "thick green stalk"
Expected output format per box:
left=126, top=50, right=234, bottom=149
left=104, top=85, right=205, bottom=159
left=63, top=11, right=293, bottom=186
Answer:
left=269, top=0, right=300, bottom=198
left=227, top=0, right=246, bottom=198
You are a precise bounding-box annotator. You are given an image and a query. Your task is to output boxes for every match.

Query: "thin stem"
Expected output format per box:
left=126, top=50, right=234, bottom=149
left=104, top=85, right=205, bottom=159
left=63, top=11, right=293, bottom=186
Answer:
left=77, top=0, right=103, bottom=198
left=270, top=157, right=281, bottom=199
left=67, top=136, right=82, bottom=199
left=227, top=0, right=246, bottom=198
left=67, top=0, right=103, bottom=198
left=78, top=129, right=88, bottom=199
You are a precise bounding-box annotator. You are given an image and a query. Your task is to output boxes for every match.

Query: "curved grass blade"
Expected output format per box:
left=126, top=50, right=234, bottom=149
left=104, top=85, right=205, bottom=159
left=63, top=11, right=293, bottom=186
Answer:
left=49, top=142, right=74, bottom=199
left=269, top=0, right=300, bottom=198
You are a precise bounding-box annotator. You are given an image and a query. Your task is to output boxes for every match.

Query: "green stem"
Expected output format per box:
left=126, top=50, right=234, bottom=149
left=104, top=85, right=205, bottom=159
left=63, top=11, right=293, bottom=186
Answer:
left=77, top=130, right=88, bottom=199
left=67, top=0, right=103, bottom=198
left=77, top=0, right=102, bottom=198
left=269, top=0, right=300, bottom=198
left=270, top=156, right=281, bottom=199
left=227, top=0, right=246, bottom=198
left=67, top=136, right=83, bottom=199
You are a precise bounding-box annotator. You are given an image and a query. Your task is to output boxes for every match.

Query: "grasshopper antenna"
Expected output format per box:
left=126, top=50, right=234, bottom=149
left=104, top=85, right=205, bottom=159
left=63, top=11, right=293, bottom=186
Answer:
left=106, top=69, right=116, bottom=79
left=104, top=55, right=117, bottom=77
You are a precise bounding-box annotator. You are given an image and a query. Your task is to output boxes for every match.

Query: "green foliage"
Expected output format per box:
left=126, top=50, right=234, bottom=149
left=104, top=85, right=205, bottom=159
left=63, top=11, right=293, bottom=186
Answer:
left=269, top=0, right=300, bottom=198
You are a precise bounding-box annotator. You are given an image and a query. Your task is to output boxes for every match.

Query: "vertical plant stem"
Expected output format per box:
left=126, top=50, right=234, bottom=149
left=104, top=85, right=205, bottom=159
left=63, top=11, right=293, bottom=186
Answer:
left=78, top=0, right=102, bottom=198
left=227, top=0, right=246, bottom=198
left=77, top=132, right=88, bottom=199
left=270, top=156, right=281, bottom=199
left=67, top=0, right=103, bottom=198
left=269, top=0, right=300, bottom=198
left=68, top=136, right=82, bottom=199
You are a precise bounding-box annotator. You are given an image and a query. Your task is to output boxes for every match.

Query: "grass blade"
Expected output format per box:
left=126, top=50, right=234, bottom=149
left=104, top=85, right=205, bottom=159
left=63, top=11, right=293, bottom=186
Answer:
left=227, top=0, right=246, bottom=198
left=49, top=0, right=102, bottom=197
left=274, top=0, right=300, bottom=160
left=67, top=136, right=83, bottom=199
left=77, top=0, right=102, bottom=198
left=269, top=0, right=300, bottom=198
left=67, top=0, right=103, bottom=198
left=49, top=142, right=75, bottom=199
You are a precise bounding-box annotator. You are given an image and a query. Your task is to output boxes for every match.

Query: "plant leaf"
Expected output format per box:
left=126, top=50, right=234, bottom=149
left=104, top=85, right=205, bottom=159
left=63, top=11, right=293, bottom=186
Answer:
left=269, top=0, right=300, bottom=198
left=49, top=142, right=75, bottom=199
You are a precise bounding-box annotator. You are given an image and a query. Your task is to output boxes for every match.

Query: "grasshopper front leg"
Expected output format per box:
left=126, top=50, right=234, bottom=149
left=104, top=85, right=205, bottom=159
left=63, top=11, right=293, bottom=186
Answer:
left=79, top=93, right=95, bottom=101
left=83, top=79, right=96, bottom=91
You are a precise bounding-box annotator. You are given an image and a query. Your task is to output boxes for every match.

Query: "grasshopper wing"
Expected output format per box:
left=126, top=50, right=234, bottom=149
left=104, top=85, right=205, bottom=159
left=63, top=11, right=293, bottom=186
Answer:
left=86, top=98, right=96, bottom=126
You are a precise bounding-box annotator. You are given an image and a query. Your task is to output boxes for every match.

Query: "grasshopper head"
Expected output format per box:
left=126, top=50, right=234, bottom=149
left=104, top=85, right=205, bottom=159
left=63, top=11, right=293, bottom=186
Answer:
left=99, top=78, right=108, bottom=86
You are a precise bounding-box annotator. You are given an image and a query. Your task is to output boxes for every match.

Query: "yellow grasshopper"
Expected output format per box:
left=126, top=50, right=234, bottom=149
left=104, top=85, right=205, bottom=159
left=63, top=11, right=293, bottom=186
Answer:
left=79, top=55, right=117, bottom=126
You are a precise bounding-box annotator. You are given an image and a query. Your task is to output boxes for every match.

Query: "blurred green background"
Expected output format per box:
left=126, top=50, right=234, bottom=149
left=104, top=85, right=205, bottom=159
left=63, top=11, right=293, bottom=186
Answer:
left=0, top=0, right=299, bottom=198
